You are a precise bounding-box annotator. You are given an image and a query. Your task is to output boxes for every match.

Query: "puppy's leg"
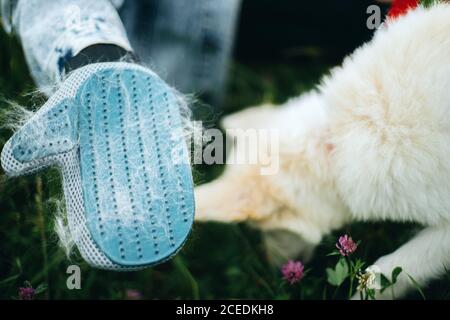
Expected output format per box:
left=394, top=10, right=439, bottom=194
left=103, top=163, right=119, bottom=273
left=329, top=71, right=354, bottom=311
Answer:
left=357, top=225, right=450, bottom=299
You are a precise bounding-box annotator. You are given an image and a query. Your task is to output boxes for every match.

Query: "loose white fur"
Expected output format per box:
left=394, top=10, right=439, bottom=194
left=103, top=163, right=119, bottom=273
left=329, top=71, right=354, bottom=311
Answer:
left=195, top=4, right=450, bottom=298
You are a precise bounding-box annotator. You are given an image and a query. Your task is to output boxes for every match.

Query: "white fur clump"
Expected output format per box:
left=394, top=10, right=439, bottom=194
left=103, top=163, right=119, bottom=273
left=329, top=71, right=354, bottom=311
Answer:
left=1, top=94, right=78, bottom=258
left=0, top=99, right=78, bottom=258
left=321, top=4, right=450, bottom=226
left=51, top=198, right=76, bottom=258
left=0, top=101, right=36, bottom=131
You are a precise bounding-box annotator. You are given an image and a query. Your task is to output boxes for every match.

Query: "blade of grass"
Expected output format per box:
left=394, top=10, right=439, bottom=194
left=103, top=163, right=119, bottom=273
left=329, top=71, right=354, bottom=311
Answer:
left=407, top=274, right=426, bottom=300
left=173, top=256, right=200, bottom=299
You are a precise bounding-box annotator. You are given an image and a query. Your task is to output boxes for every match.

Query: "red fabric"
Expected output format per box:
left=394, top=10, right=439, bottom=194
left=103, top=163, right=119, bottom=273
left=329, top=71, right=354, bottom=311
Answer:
left=388, top=0, right=419, bottom=20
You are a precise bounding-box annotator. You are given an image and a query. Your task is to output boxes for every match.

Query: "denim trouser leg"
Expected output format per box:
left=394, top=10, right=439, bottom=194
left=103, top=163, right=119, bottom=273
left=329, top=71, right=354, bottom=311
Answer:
left=1, top=0, right=132, bottom=95
left=117, top=0, right=241, bottom=107
left=1, top=0, right=241, bottom=104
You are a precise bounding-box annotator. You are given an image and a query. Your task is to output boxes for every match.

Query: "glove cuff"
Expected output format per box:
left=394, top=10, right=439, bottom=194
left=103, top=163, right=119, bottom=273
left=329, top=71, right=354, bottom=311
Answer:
left=63, top=44, right=137, bottom=75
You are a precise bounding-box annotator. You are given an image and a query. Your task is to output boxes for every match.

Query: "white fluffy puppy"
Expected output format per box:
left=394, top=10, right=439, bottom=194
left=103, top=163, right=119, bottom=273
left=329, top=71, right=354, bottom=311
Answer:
left=195, top=4, right=450, bottom=298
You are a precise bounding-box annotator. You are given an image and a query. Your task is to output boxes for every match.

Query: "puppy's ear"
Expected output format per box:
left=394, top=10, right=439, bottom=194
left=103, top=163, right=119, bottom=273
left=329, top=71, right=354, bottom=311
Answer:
left=221, top=104, right=276, bottom=133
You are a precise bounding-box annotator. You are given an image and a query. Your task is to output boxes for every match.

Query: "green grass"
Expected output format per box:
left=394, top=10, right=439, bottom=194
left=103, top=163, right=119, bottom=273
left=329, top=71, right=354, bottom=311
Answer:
left=1, top=27, right=449, bottom=300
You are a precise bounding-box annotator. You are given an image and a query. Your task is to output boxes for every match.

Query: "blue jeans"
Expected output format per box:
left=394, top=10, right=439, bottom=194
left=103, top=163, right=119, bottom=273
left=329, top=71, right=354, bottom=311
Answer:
left=1, top=0, right=241, bottom=105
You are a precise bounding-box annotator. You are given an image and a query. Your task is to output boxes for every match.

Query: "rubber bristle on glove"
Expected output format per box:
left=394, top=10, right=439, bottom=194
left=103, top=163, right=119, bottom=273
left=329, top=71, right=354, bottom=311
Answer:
left=1, top=63, right=195, bottom=270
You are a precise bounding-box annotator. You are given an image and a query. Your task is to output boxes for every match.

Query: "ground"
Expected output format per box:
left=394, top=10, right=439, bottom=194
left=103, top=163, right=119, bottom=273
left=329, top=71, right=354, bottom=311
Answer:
left=0, top=27, right=449, bottom=300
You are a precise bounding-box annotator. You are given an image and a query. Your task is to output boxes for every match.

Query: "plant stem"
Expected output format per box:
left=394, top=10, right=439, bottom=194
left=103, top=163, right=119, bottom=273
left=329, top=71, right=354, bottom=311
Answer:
left=173, top=256, right=200, bottom=299
left=348, top=259, right=354, bottom=299
left=349, top=275, right=354, bottom=299
left=35, top=177, right=49, bottom=299
left=322, top=285, right=327, bottom=300
left=332, top=286, right=339, bottom=300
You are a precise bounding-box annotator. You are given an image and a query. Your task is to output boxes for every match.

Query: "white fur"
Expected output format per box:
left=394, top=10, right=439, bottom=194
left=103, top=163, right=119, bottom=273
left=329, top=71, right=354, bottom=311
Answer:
left=322, top=4, right=450, bottom=226
left=195, top=4, right=450, bottom=298
left=321, top=4, right=450, bottom=298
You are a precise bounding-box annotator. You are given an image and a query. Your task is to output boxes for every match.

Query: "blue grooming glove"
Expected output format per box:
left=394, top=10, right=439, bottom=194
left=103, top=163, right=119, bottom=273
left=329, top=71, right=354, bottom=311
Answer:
left=1, top=62, right=195, bottom=270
